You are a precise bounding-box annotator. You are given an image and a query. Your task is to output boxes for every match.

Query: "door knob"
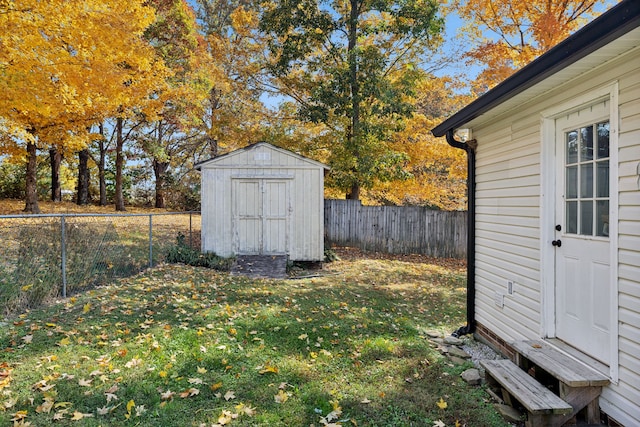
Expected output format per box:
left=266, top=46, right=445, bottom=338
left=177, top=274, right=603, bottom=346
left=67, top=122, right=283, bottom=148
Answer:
left=552, top=240, right=562, bottom=247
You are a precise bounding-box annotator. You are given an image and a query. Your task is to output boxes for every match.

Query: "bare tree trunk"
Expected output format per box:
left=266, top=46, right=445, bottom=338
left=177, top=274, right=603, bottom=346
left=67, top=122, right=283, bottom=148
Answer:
left=153, top=159, right=169, bottom=209
left=209, top=136, right=218, bottom=157
left=96, top=123, right=108, bottom=206
left=50, top=147, right=62, bottom=202
left=346, top=183, right=360, bottom=200
left=24, top=141, right=41, bottom=213
left=97, top=145, right=107, bottom=206
left=346, top=0, right=361, bottom=201
left=115, top=117, right=126, bottom=211
left=207, top=89, right=220, bottom=158
left=77, top=149, right=90, bottom=205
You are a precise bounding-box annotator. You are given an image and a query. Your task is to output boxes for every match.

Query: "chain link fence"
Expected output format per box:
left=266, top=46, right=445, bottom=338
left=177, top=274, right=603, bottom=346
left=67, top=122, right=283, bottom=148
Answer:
left=0, top=212, right=200, bottom=316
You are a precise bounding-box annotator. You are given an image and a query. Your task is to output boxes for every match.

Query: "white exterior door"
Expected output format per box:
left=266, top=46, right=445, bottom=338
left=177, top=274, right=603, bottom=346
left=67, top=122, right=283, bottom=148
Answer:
left=232, top=179, right=290, bottom=255
left=554, top=102, right=611, bottom=364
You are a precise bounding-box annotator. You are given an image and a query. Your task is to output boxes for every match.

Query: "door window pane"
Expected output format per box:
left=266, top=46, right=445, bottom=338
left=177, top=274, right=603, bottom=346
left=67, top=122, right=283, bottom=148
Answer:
left=596, top=200, right=609, bottom=237
left=566, top=201, right=578, bottom=234
left=597, top=122, right=609, bottom=159
left=580, top=126, right=594, bottom=161
left=566, top=166, right=578, bottom=199
left=580, top=163, right=593, bottom=198
left=596, top=161, right=609, bottom=198
left=566, top=130, right=578, bottom=164
left=580, top=201, right=593, bottom=235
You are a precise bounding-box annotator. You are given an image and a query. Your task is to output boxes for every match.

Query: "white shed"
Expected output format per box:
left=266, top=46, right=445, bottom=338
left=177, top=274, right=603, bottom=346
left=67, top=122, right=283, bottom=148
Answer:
left=432, top=1, right=640, bottom=425
left=195, top=142, right=329, bottom=262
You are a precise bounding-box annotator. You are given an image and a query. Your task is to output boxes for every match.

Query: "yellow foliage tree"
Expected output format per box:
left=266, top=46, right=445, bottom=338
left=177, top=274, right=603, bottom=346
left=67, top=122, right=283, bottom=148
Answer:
left=141, top=0, right=216, bottom=208
left=361, top=76, right=469, bottom=210
left=192, top=1, right=270, bottom=158
left=0, top=0, right=167, bottom=212
left=452, top=0, right=613, bottom=90
left=363, top=113, right=467, bottom=210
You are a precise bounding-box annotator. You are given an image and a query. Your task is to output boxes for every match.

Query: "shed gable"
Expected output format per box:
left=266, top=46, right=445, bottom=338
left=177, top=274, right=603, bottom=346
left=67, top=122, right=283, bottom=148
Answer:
left=196, top=142, right=328, bottom=170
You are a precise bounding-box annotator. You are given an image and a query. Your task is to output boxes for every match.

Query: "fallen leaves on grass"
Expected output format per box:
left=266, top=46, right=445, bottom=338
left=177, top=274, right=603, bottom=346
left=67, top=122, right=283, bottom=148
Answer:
left=274, top=389, right=289, bottom=404
left=179, top=388, right=200, bottom=398
left=256, top=361, right=279, bottom=374
left=437, top=397, right=448, bottom=410
left=70, top=411, right=93, bottom=421
left=318, top=399, right=343, bottom=426
left=0, top=252, right=480, bottom=426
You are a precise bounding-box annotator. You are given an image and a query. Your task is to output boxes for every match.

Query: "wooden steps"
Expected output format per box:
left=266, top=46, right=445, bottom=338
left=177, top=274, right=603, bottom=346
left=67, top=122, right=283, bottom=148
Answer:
left=482, top=359, right=572, bottom=422
left=482, top=340, right=609, bottom=427
left=512, top=340, right=609, bottom=387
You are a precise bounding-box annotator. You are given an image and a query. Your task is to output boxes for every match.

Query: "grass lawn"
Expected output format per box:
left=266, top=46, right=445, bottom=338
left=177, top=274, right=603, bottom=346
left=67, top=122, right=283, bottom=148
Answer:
left=0, top=249, right=507, bottom=427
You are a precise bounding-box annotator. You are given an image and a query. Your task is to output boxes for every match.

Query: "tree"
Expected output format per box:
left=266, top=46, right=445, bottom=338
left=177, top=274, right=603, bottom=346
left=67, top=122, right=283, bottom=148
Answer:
left=87, top=123, right=109, bottom=206
left=49, top=147, right=63, bottom=202
left=0, top=0, right=167, bottom=213
left=453, top=0, right=614, bottom=90
left=259, top=0, right=444, bottom=200
left=193, top=0, right=271, bottom=158
left=142, top=0, right=212, bottom=208
left=356, top=75, right=468, bottom=209
left=77, top=148, right=91, bottom=205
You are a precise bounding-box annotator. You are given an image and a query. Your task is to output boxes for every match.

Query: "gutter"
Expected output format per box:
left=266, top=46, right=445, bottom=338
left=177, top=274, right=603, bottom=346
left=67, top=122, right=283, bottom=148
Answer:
left=446, top=130, right=476, bottom=337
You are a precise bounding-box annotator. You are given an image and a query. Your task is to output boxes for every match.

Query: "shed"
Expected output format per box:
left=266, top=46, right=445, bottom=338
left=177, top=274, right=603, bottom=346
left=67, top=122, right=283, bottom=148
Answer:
left=432, top=1, right=640, bottom=425
left=195, top=142, right=329, bottom=262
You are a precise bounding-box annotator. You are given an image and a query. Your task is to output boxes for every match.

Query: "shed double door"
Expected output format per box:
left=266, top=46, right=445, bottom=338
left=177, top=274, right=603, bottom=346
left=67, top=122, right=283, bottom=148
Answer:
left=232, top=179, right=290, bottom=255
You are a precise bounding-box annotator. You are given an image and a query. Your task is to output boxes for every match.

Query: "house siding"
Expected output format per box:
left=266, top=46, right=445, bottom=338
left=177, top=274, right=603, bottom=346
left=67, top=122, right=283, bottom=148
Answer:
left=473, top=111, right=543, bottom=342
left=611, top=60, right=640, bottom=425
left=470, top=47, right=640, bottom=425
left=199, top=144, right=326, bottom=261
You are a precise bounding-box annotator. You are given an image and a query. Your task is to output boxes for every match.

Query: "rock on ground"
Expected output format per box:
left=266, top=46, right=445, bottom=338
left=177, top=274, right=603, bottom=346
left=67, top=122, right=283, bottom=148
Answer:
left=461, top=368, right=481, bottom=385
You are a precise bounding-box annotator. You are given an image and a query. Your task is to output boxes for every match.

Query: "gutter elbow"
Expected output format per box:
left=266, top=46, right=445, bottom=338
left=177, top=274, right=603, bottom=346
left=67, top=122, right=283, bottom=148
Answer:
left=445, top=129, right=468, bottom=151
left=445, top=129, right=478, bottom=153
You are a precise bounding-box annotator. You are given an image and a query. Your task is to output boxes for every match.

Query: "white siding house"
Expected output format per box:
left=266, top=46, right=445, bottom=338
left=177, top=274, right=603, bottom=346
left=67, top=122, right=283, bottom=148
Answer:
left=195, top=142, right=329, bottom=261
left=432, top=1, right=640, bottom=425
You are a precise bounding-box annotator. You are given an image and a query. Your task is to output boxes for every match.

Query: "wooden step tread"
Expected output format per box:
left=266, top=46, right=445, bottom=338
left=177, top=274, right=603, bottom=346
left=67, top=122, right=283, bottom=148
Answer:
left=512, top=340, right=609, bottom=387
left=481, top=359, right=573, bottom=415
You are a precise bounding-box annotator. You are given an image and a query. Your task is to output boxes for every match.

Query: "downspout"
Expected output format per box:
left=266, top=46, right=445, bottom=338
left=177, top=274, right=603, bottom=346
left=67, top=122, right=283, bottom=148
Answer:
left=445, top=129, right=477, bottom=337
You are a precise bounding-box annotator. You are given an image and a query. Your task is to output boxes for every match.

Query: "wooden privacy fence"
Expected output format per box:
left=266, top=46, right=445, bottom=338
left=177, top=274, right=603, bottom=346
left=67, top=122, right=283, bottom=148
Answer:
left=324, top=199, right=467, bottom=259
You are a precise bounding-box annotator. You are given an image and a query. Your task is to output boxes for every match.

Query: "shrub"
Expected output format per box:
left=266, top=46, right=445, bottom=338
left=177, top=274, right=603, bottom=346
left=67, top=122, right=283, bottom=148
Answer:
left=0, top=162, right=26, bottom=199
left=165, top=232, right=233, bottom=271
left=324, top=247, right=340, bottom=262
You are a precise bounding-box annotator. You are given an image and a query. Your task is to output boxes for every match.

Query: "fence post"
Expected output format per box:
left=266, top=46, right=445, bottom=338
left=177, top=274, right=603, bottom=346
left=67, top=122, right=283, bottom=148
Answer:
left=189, top=212, right=193, bottom=248
left=61, top=216, right=67, bottom=298
left=149, top=215, right=153, bottom=268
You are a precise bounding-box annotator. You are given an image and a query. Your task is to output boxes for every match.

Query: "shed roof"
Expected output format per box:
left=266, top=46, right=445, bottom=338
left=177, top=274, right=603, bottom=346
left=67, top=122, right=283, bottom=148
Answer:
left=431, top=0, right=640, bottom=138
left=194, top=142, right=330, bottom=170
